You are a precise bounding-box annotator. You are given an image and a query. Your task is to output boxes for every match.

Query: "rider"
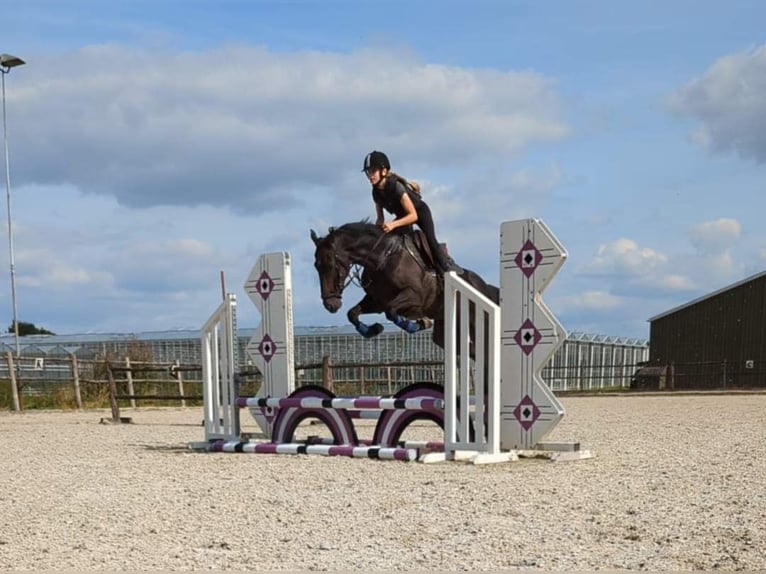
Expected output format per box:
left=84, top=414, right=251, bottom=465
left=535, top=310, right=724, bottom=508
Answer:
left=362, top=150, right=458, bottom=275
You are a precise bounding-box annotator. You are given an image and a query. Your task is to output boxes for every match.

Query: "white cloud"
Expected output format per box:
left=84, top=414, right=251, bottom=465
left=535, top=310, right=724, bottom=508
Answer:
left=562, top=290, right=624, bottom=310
left=46, top=266, right=112, bottom=287
left=701, top=251, right=739, bottom=278
left=573, top=217, right=754, bottom=323
left=0, top=44, right=574, bottom=334
left=422, top=164, right=564, bottom=272
left=690, top=218, right=741, bottom=253
left=677, top=218, right=744, bottom=283
left=3, top=38, right=763, bottom=340
left=669, top=44, right=766, bottom=162
left=13, top=247, right=114, bottom=289
left=10, top=45, right=568, bottom=214
left=585, top=238, right=668, bottom=276
left=573, top=238, right=698, bottom=316
left=579, top=224, right=746, bottom=300
left=657, top=274, right=695, bottom=291
left=133, top=238, right=214, bottom=258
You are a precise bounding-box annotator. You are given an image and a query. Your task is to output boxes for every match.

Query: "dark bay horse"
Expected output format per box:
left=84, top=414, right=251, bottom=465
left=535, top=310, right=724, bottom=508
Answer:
left=310, top=221, right=499, bottom=350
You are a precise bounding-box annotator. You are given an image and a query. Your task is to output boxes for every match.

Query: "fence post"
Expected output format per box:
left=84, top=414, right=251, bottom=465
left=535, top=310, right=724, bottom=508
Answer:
left=386, top=366, right=392, bottom=395
left=6, top=351, right=20, bottom=412
left=722, top=359, right=727, bottom=389
left=668, top=362, right=675, bottom=391
left=71, top=355, right=83, bottom=409
left=124, top=357, right=136, bottom=408
left=321, top=355, right=333, bottom=392
left=106, top=361, right=122, bottom=423
left=174, top=359, right=186, bottom=407
left=359, top=366, right=365, bottom=395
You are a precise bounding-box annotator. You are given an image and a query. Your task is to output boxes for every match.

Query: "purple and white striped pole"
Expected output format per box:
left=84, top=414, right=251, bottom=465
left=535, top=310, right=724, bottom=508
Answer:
left=304, top=436, right=444, bottom=452
left=236, top=396, right=444, bottom=411
left=209, top=440, right=417, bottom=461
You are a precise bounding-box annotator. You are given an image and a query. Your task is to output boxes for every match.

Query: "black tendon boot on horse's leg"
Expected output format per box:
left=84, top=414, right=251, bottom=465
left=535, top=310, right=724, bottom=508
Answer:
left=347, top=297, right=385, bottom=339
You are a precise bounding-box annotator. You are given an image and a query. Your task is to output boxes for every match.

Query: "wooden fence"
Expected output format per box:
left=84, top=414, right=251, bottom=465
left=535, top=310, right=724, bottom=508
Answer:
left=3, top=351, right=666, bottom=417
left=0, top=353, right=443, bottom=414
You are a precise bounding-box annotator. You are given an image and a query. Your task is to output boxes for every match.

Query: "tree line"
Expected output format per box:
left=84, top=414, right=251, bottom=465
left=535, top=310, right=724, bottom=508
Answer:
left=6, top=321, right=55, bottom=336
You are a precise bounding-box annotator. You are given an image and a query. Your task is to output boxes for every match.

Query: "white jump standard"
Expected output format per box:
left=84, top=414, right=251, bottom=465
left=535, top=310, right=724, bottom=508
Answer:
left=191, top=219, right=593, bottom=463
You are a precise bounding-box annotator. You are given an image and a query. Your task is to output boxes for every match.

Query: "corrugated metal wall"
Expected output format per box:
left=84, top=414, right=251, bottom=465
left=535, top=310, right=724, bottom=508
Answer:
left=649, top=274, right=766, bottom=389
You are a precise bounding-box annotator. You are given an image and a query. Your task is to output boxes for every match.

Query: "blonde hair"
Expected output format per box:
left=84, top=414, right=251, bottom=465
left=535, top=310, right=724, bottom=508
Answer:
left=389, top=172, right=421, bottom=195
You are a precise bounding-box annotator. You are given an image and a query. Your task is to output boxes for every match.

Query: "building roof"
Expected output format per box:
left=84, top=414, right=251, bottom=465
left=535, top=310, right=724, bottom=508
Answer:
left=648, top=270, right=766, bottom=323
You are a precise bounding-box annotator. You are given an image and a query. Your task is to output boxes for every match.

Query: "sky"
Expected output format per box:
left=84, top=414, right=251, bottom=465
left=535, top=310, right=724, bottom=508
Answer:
left=1, top=0, right=765, bottom=341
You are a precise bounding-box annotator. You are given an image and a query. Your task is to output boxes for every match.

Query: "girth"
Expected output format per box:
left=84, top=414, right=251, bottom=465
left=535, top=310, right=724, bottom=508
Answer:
left=400, top=230, right=441, bottom=273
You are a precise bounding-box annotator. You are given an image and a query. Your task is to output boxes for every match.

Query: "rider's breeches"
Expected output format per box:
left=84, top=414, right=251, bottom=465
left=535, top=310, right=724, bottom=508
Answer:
left=413, top=204, right=450, bottom=273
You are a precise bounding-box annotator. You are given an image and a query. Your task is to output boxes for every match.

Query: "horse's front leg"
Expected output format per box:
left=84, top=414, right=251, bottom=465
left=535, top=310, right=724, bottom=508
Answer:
left=347, top=294, right=385, bottom=339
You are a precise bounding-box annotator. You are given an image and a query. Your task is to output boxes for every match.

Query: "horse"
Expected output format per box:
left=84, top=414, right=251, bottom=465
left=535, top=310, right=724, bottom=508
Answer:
left=309, top=221, right=499, bottom=351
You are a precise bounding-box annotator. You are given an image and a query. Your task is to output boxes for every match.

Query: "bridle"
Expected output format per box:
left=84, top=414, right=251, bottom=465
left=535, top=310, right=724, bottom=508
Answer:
left=320, top=253, right=355, bottom=303
left=320, top=231, right=389, bottom=301
left=345, top=262, right=368, bottom=290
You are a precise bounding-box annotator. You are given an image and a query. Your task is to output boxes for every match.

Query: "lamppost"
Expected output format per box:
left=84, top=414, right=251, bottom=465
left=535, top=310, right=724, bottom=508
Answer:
left=1, top=53, right=25, bottom=357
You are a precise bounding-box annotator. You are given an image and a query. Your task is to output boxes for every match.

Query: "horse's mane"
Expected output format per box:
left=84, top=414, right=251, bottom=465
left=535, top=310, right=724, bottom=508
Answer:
left=333, top=219, right=383, bottom=238
left=329, top=219, right=401, bottom=252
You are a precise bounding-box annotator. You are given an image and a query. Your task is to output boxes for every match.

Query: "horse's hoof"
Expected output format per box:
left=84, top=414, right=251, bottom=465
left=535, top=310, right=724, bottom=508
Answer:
left=417, top=318, right=434, bottom=330
left=369, top=323, right=384, bottom=337
left=358, top=322, right=384, bottom=338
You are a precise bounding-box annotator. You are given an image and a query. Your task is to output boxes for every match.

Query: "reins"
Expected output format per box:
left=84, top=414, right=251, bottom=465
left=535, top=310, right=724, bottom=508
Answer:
left=336, top=230, right=389, bottom=293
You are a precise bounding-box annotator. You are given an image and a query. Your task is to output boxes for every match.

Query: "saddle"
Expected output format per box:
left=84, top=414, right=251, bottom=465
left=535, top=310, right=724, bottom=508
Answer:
left=399, top=230, right=448, bottom=274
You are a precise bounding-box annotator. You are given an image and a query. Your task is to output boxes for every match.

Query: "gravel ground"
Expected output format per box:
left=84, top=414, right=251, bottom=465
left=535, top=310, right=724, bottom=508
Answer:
left=1, top=393, right=765, bottom=571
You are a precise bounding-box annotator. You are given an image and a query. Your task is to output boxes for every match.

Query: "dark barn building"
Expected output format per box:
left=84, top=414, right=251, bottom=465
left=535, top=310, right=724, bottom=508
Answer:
left=647, top=271, right=766, bottom=390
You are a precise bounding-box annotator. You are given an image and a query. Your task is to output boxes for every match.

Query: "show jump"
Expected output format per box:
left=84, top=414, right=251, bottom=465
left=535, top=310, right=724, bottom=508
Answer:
left=190, top=219, right=593, bottom=464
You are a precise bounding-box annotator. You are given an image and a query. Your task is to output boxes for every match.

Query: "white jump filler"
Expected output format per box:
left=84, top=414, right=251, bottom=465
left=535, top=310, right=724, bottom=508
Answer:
left=500, top=219, right=569, bottom=451
left=244, top=252, right=295, bottom=436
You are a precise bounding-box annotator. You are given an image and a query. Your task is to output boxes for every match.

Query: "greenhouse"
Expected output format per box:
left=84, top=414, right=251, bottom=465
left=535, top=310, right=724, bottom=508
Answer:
left=0, top=324, right=648, bottom=392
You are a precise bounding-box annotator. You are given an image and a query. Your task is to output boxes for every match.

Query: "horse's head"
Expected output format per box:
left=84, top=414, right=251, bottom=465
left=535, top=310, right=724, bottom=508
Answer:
left=310, top=228, right=352, bottom=313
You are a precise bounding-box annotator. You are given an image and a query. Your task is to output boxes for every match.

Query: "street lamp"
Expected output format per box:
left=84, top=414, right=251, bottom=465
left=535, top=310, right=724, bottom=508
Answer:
left=1, top=53, right=25, bottom=356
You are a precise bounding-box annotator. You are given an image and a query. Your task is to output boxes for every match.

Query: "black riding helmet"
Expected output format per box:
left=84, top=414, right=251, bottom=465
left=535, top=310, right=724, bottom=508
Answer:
left=362, top=150, right=390, bottom=172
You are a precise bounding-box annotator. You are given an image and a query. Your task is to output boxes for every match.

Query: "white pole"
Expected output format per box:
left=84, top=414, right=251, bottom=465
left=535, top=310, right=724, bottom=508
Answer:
left=1, top=57, right=24, bottom=356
